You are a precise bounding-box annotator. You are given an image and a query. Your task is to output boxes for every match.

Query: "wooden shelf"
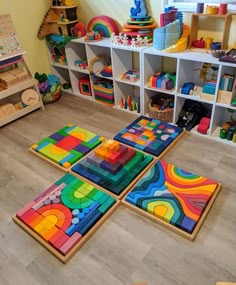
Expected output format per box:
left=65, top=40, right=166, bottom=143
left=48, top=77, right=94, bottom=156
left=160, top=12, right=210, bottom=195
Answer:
left=0, top=79, right=35, bottom=100
left=0, top=102, right=42, bottom=127
left=189, top=13, right=232, bottom=50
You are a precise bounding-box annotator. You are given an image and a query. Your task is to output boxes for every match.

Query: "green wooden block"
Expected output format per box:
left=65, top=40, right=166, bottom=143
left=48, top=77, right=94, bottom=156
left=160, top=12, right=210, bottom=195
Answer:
left=92, top=191, right=110, bottom=204
left=68, top=178, right=84, bottom=190
left=37, top=137, right=56, bottom=146
left=55, top=173, right=77, bottom=186
left=98, top=196, right=116, bottom=214
left=82, top=140, right=101, bottom=149
left=123, top=152, right=143, bottom=172
left=67, top=149, right=83, bottom=164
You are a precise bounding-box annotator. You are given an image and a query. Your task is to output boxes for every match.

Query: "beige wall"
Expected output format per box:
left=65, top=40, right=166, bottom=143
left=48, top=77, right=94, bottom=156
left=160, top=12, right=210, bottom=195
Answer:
left=0, top=1, right=235, bottom=75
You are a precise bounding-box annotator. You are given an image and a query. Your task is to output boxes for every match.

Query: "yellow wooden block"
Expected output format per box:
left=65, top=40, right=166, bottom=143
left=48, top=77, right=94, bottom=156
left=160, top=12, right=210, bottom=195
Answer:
left=42, top=226, right=59, bottom=241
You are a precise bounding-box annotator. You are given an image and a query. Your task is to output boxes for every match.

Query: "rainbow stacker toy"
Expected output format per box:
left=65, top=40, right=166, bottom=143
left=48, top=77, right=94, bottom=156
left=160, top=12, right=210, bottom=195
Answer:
left=71, top=139, right=154, bottom=198
left=30, top=124, right=105, bottom=170
left=120, top=0, right=157, bottom=45
left=12, top=173, right=119, bottom=263
left=122, top=160, right=221, bottom=240
left=114, top=116, right=185, bottom=157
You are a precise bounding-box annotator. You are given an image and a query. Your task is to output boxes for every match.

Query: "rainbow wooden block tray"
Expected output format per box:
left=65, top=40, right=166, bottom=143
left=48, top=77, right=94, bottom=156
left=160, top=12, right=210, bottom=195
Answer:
left=122, top=160, right=221, bottom=241
left=12, top=173, right=119, bottom=263
left=29, top=124, right=105, bottom=171
left=70, top=139, right=154, bottom=199
left=114, top=116, right=185, bottom=157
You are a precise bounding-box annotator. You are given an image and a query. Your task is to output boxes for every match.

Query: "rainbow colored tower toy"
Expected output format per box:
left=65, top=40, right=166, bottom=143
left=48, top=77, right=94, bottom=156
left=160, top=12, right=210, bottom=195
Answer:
left=121, top=0, right=157, bottom=46
left=71, top=139, right=154, bottom=198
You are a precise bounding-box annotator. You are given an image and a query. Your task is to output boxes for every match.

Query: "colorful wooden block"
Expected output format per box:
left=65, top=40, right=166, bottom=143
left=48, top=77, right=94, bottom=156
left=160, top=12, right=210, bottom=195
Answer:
left=13, top=173, right=118, bottom=263
left=30, top=124, right=105, bottom=170
left=114, top=116, right=184, bottom=157
left=123, top=160, right=221, bottom=240
left=71, top=140, right=153, bottom=197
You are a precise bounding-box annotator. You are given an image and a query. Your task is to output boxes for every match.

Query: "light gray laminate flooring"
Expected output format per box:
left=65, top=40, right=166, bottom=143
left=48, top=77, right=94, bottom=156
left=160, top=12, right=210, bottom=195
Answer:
left=0, top=94, right=235, bottom=285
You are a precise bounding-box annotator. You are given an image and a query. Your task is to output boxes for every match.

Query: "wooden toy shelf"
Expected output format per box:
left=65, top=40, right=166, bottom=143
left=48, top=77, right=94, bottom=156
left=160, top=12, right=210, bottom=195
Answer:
left=189, top=13, right=232, bottom=50
left=46, top=38, right=236, bottom=147
left=0, top=14, right=44, bottom=127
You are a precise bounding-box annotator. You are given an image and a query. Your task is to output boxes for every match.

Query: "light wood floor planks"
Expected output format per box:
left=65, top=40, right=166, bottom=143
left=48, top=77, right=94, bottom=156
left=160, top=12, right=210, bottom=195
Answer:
left=0, top=93, right=235, bottom=285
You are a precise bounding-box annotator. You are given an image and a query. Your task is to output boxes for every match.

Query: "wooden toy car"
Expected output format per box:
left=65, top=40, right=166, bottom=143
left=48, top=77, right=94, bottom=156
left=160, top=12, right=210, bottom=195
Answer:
left=180, top=82, right=197, bottom=95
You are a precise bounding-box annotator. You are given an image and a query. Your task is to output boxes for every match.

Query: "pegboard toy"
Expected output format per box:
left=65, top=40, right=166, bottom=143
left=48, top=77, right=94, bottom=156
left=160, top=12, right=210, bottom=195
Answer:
left=87, top=16, right=119, bottom=38
left=122, top=160, right=221, bottom=240
left=71, top=139, right=154, bottom=198
left=0, top=14, right=23, bottom=59
left=12, top=173, right=119, bottom=263
left=114, top=116, right=184, bottom=157
left=30, top=124, right=105, bottom=170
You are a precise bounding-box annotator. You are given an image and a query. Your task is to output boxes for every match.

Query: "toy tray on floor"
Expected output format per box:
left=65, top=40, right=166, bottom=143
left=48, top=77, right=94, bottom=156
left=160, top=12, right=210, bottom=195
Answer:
left=29, top=124, right=105, bottom=171
left=12, top=173, right=119, bottom=263
left=122, top=160, right=221, bottom=241
left=113, top=116, right=185, bottom=158
left=70, top=139, right=155, bottom=199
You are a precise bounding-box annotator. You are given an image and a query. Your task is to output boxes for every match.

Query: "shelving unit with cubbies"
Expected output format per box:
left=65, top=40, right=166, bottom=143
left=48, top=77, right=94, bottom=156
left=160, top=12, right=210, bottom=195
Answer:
left=45, top=36, right=236, bottom=146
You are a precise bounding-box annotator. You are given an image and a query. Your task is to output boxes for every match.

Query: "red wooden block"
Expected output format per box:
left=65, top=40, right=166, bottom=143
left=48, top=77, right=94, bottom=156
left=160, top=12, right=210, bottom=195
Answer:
left=48, top=228, right=65, bottom=246
left=53, top=233, right=70, bottom=250
left=55, top=135, right=82, bottom=151
left=16, top=200, right=36, bottom=218
left=59, top=232, right=82, bottom=255
left=19, top=208, right=41, bottom=225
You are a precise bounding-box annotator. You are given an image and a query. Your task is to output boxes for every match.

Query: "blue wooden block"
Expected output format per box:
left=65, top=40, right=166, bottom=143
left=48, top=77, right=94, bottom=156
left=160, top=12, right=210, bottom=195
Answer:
left=180, top=216, right=196, bottom=234
left=49, top=132, right=65, bottom=141
left=74, top=144, right=90, bottom=155
left=79, top=211, right=102, bottom=236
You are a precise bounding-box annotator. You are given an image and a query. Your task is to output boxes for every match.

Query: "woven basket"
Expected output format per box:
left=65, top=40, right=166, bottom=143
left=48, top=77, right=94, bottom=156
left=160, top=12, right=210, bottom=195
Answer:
left=41, top=85, right=62, bottom=104
left=148, top=98, right=173, bottom=123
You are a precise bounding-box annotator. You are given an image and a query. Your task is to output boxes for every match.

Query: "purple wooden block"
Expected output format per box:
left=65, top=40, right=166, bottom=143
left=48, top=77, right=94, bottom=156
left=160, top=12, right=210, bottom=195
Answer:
left=87, top=153, right=102, bottom=167
left=166, top=79, right=174, bottom=90
left=100, top=160, right=122, bottom=174
left=49, top=132, right=65, bottom=141
left=74, top=144, right=90, bottom=154
left=181, top=216, right=196, bottom=234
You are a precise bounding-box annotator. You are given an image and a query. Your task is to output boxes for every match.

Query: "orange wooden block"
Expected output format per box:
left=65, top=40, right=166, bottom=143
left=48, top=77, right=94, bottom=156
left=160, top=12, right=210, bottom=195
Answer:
left=42, top=226, right=59, bottom=241
left=48, top=228, right=66, bottom=246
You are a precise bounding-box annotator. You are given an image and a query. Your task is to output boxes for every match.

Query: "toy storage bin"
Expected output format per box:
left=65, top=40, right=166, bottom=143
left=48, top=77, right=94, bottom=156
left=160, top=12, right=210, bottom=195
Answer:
left=148, top=94, right=174, bottom=123
left=93, top=79, right=114, bottom=106
left=41, top=85, right=62, bottom=104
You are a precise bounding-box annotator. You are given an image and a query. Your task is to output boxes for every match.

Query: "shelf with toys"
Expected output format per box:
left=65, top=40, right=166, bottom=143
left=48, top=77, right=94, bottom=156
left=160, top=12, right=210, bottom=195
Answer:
left=43, top=0, right=236, bottom=146
left=0, top=14, right=44, bottom=127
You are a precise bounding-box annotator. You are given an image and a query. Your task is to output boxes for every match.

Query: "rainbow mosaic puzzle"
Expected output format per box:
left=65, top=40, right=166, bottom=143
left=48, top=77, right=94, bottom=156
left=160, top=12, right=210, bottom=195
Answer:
left=31, top=124, right=104, bottom=169
left=124, top=160, right=220, bottom=238
left=114, top=116, right=183, bottom=157
left=71, top=139, right=154, bottom=197
left=13, top=173, right=117, bottom=263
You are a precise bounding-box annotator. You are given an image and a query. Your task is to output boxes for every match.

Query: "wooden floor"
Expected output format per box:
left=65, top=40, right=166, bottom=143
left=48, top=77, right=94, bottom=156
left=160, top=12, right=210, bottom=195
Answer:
left=0, top=94, right=236, bottom=285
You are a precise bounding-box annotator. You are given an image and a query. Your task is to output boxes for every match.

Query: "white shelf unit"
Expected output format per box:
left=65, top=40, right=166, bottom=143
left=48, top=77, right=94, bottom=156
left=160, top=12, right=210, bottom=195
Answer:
left=143, top=47, right=236, bottom=146
left=46, top=38, right=236, bottom=146
left=0, top=54, right=44, bottom=127
left=64, top=37, right=145, bottom=112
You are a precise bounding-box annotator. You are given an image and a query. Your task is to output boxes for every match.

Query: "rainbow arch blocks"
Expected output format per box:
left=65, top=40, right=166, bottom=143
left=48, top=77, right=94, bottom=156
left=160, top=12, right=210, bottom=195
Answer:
left=113, top=116, right=185, bottom=157
left=71, top=139, right=154, bottom=198
left=13, top=173, right=119, bottom=263
left=122, top=160, right=221, bottom=240
left=30, top=124, right=105, bottom=170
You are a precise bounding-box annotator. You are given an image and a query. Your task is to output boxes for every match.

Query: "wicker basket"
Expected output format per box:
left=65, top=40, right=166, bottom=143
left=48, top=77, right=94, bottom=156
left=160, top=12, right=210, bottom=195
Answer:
left=41, top=85, right=62, bottom=104
left=148, top=97, right=174, bottom=123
